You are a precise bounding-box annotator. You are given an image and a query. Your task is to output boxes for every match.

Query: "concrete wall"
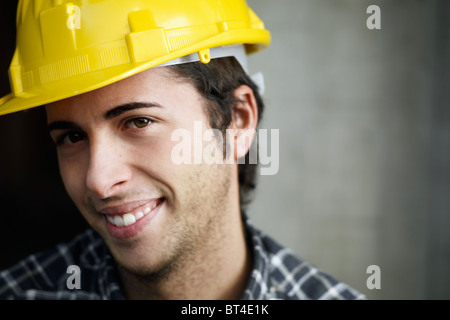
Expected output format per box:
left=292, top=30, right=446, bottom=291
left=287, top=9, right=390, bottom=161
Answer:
left=245, top=0, right=450, bottom=299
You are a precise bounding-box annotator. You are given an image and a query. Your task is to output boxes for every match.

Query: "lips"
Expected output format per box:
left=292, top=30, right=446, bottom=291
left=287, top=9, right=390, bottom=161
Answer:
left=105, top=201, right=158, bottom=227
left=98, top=198, right=164, bottom=239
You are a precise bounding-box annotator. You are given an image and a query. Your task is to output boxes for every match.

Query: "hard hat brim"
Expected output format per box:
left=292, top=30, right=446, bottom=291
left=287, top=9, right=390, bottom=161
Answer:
left=0, top=30, right=270, bottom=116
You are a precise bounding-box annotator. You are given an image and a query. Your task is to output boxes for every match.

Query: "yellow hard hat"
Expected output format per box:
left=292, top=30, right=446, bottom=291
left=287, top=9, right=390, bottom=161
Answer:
left=0, top=0, right=270, bottom=116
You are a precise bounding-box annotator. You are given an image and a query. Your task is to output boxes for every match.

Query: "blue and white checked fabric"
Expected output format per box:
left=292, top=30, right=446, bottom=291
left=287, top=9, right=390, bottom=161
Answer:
left=0, top=216, right=366, bottom=300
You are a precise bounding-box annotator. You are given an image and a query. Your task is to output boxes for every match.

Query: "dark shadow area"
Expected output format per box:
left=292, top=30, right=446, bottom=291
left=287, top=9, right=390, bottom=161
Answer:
left=0, top=1, right=88, bottom=270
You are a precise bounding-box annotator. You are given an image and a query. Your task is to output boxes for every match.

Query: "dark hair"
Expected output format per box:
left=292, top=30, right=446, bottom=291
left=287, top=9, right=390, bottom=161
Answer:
left=168, top=57, right=265, bottom=210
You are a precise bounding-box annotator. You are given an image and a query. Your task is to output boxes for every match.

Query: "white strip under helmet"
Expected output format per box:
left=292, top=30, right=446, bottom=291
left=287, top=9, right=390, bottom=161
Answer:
left=158, top=45, right=265, bottom=95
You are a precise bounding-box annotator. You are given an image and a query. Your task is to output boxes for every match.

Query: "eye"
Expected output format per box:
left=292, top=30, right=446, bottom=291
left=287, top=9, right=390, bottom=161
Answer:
left=56, top=131, right=86, bottom=146
left=124, top=117, right=153, bottom=129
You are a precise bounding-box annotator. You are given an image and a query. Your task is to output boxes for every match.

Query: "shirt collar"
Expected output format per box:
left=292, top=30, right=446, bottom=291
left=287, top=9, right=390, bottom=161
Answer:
left=78, top=230, right=125, bottom=300
left=240, top=215, right=288, bottom=300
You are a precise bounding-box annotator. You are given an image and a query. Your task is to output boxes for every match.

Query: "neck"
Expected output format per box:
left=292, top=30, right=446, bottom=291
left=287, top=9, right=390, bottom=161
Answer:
left=118, top=196, right=252, bottom=299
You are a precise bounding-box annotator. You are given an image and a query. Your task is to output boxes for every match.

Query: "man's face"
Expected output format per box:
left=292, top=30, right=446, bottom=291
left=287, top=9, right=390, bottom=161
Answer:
left=46, top=67, right=235, bottom=277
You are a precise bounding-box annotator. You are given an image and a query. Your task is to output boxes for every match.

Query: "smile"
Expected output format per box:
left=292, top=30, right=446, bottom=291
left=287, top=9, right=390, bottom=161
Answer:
left=106, top=202, right=157, bottom=227
left=101, top=198, right=163, bottom=228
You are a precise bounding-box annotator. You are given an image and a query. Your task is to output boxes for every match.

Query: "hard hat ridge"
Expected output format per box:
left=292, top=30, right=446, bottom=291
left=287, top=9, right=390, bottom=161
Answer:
left=0, top=0, right=271, bottom=116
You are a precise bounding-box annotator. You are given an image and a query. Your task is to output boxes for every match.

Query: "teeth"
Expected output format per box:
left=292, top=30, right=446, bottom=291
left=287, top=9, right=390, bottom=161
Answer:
left=135, top=211, right=144, bottom=220
left=114, top=215, right=124, bottom=227
left=123, top=213, right=136, bottom=226
left=106, top=203, right=158, bottom=227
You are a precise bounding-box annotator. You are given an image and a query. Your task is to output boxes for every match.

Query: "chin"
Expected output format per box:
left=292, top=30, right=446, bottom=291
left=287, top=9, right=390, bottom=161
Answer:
left=114, top=250, right=180, bottom=282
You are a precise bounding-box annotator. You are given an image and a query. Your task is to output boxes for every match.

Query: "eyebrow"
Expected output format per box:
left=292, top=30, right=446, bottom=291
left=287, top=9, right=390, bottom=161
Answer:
left=47, top=102, right=164, bottom=133
left=104, top=102, right=164, bottom=120
left=47, top=121, right=81, bottom=133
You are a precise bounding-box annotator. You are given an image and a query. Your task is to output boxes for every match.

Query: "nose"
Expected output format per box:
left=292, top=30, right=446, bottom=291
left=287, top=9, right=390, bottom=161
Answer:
left=85, top=136, right=131, bottom=199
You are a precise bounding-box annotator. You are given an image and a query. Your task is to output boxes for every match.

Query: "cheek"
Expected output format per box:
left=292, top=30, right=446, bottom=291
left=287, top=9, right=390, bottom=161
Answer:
left=57, top=155, right=87, bottom=203
left=133, top=132, right=187, bottom=176
left=131, top=136, right=200, bottom=203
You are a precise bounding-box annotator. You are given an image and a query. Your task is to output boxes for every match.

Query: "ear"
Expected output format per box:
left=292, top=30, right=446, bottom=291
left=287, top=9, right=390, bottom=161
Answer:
left=228, top=85, right=258, bottom=161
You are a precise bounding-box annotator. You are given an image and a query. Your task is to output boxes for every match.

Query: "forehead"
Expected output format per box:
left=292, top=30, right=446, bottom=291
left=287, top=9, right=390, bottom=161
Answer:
left=45, top=66, right=195, bottom=119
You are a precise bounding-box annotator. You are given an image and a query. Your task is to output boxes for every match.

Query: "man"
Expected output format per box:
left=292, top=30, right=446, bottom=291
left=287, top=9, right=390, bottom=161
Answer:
left=0, top=0, right=365, bottom=300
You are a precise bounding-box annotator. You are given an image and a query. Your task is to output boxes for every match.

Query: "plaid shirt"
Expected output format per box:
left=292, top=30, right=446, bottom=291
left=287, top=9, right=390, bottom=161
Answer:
left=0, top=216, right=365, bottom=300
